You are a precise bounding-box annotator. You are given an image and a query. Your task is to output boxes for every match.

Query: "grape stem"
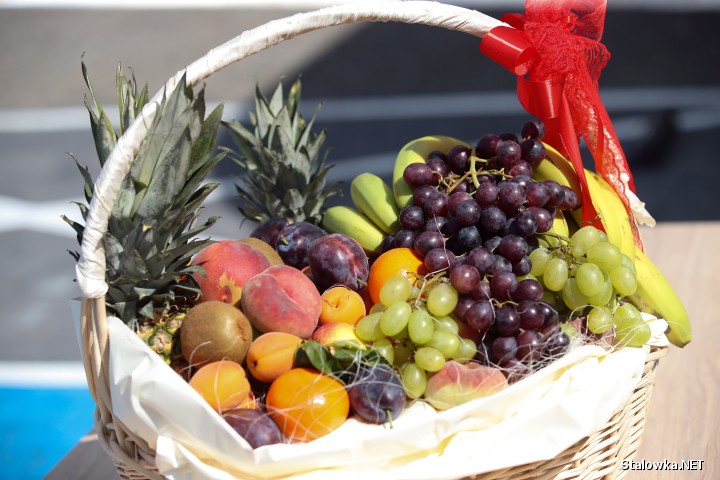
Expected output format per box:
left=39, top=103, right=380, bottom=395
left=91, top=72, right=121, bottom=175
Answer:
left=469, top=155, right=484, bottom=188
left=445, top=172, right=470, bottom=193
left=538, top=232, right=570, bottom=244
left=412, top=272, right=445, bottom=309
left=386, top=410, right=394, bottom=428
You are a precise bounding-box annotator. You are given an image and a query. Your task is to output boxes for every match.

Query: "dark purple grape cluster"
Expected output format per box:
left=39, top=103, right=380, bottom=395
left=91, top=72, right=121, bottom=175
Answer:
left=383, top=120, right=578, bottom=262
left=387, top=119, right=575, bottom=382
left=450, top=245, right=570, bottom=383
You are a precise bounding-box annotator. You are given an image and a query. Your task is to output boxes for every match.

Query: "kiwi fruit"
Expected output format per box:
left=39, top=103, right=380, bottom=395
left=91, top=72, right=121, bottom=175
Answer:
left=238, top=237, right=284, bottom=265
left=180, top=301, right=253, bottom=366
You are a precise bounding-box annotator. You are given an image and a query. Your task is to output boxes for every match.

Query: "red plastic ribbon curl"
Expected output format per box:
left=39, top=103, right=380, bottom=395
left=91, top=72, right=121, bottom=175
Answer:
left=480, top=0, right=641, bottom=246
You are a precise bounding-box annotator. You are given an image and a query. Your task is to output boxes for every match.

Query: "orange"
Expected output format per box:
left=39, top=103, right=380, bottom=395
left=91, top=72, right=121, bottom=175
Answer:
left=266, top=368, right=349, bottom=442
left=367, top=247, right=426, bottom=304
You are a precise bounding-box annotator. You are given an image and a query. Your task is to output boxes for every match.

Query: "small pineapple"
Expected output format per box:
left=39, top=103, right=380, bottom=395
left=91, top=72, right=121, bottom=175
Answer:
left=136, top=309, right=185, bottom=365
left=64, top=61, right=224, bottom=360
left=223, top=78, right=341, bottom=225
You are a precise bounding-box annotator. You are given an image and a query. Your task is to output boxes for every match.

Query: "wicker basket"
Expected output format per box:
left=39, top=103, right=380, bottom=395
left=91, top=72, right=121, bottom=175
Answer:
left=75, top=2, right=668, bottom=479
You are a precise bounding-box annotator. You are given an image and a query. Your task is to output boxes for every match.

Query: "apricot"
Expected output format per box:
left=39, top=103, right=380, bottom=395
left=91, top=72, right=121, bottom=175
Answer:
left=266, top=368, right=349, bottom=442
left=180, top=301, right=253, bottom=366
left=246, top=332, right=302, bottom=383
left=237, top=391, right=260, bottom=410
left=319, top=286, right=366, bottom=326
left=191, top=240, right=271, bottom=306
left=424, top=361, right=508, bottom=410
left=241, top=265, right=322, bottom=338
left=189, top=360, right=251, bottom=413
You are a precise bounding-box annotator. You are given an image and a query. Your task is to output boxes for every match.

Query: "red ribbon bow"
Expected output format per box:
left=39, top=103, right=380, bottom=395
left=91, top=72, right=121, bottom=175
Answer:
left=480, top=0, right=642, bottom=246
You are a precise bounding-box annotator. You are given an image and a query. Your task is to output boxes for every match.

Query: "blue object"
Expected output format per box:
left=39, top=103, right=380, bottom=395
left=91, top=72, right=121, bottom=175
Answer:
left=0, top=386, right=95, bottom=480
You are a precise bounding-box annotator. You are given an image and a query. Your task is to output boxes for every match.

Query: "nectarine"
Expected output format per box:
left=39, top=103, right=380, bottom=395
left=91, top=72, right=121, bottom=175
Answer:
left=191, top=240, right=270, bottom=306
left=240, top=265, right=322, bottom=338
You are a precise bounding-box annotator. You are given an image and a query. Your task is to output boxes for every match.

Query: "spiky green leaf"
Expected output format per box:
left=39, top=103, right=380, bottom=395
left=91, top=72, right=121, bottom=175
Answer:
left=190, top=103, right=224, bottom=176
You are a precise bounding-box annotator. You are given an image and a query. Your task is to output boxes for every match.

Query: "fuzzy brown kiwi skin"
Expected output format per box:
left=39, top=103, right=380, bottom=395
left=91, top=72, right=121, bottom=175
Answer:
left=180, top=301, right=253, bottom=366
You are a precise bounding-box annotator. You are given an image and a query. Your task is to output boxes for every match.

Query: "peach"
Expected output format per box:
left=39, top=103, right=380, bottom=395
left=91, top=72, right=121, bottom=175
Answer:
left=424, top=361, right=508, bottom=410
left=189, top=360, right=251, bottom=413
left=319, top=286, right=366, bottom=326
left=191, top=240, right=271, bottom=306
left=240, top=264, right=322, bottom=338
left=311, top=323, right=366, bottom=350
left=246, top=332, right=303, bottom=383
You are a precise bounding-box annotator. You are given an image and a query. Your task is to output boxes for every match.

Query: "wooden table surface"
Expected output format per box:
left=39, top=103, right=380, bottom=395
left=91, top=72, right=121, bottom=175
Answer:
left=46, top=222, right=719, bottom=480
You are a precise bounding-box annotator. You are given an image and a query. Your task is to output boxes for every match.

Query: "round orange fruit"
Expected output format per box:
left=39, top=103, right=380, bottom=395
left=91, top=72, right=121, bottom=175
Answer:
left=266, top=368, right=349, bottom=442
left=367, top=247, right=426, bottom=304
left=319, top=286, right=367, bottom=325
left=188, top=360, right=251, bottom=413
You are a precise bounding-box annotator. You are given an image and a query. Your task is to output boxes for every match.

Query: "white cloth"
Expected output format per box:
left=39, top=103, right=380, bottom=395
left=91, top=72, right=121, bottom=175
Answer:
left=102, top=315, right=667, bottom=480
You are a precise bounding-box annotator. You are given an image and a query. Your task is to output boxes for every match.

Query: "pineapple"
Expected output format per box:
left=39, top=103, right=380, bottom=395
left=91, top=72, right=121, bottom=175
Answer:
left=223, top=78, right=341, bottom=225
left=63, top=61, right=224, bottom=361
left=136, top=308, right=185, bottom=365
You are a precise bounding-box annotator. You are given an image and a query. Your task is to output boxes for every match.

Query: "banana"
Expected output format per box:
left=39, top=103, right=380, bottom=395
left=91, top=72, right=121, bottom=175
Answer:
left=578, top=171, right=631, bottom=261
left=532, top=147, right=635, bottom=266
left=531, top=158, right=579, bottom=249
left=564, top=208, right=580, bottom=237
left=533, top=159, right=577, bottom=192
left=321, top=206, right=386, bottom=255
left=350, top=173, right=401, bottom=235
left=551, top=209, right=570, bottom=237
left=533, top=144, right=689, bottom=346
left=587, top=171, right=636, bottom=265
left=538, top=209, right=570, bottom=247
left=393, top=135, right=469, bottom=209
left=548, top=209, right=570, bottom=246
left=542, top=143, right=582, bottom=194
left=629, top=248, right=692, bottom=347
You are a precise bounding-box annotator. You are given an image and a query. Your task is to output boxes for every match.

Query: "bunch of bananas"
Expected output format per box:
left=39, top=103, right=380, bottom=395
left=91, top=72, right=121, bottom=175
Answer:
left=533, top=144, right=691, bottom=347
left=322, top=134, right=691, bottom=348
left=322, top=172, right=401, bottom=255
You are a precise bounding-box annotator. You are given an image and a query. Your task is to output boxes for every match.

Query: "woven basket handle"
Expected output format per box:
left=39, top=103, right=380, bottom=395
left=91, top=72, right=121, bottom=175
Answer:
left=75, top=0, right=506, bottom=299
left=74, top=1, right=509, bottom=467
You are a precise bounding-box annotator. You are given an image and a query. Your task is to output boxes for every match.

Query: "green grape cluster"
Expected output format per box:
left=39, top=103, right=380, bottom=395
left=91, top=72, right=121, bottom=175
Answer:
left=531, top=225, right=649, bottom=346
left=355, top=275, right=475, bottom=399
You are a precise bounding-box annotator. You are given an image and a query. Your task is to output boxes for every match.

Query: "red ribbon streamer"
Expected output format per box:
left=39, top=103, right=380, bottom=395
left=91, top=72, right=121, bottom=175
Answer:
left=480, top=0, right=641, bottom=244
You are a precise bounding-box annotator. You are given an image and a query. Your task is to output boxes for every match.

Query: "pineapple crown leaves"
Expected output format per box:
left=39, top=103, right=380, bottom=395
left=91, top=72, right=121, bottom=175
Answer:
left=63, top=60, right=225, bottom=323
left=222, top=77, right=342, bottom=224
